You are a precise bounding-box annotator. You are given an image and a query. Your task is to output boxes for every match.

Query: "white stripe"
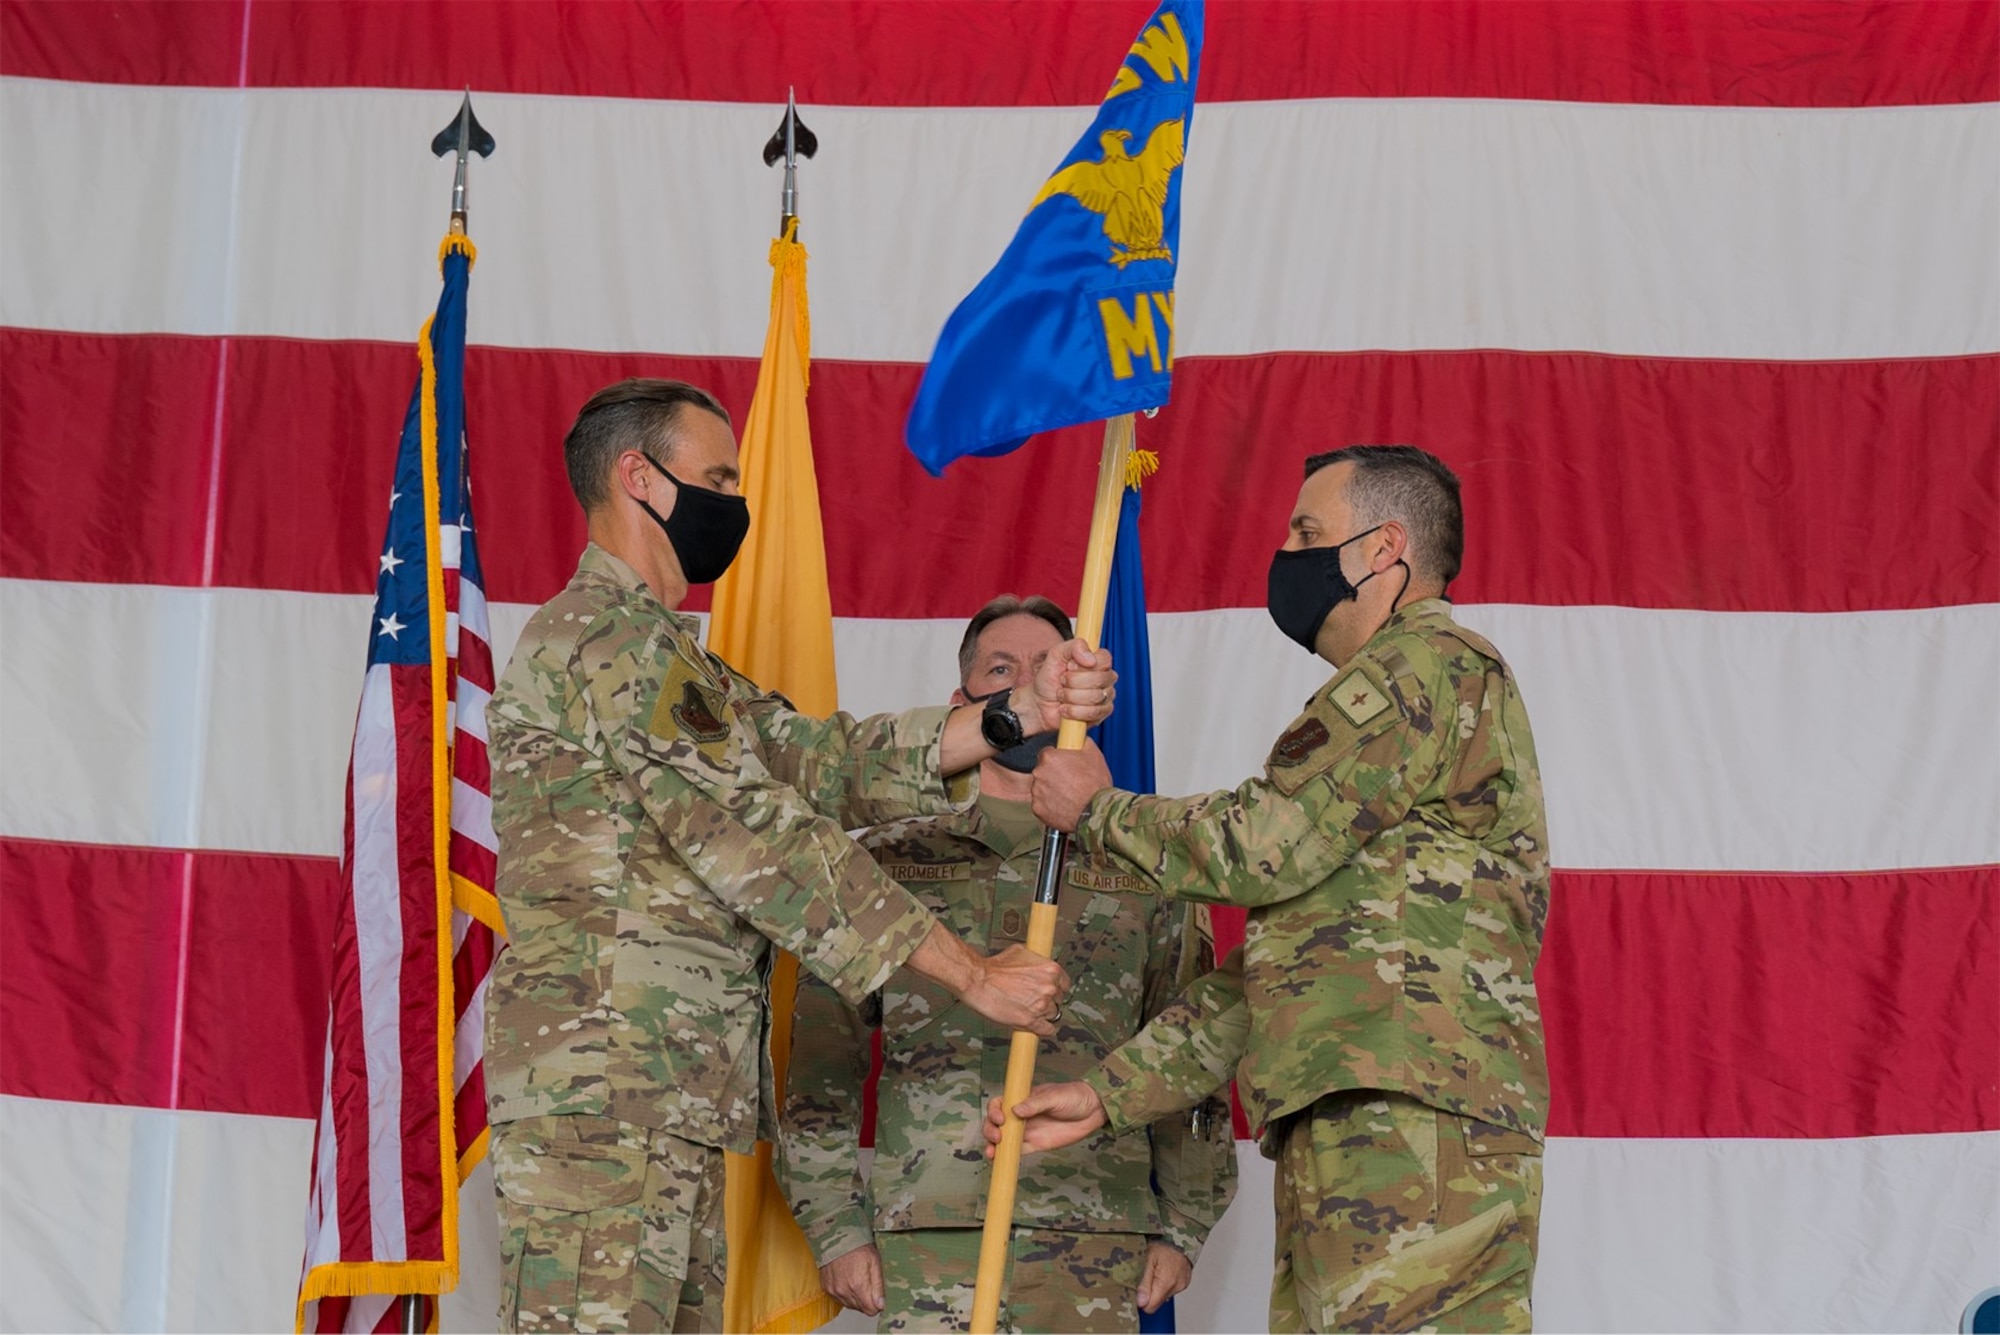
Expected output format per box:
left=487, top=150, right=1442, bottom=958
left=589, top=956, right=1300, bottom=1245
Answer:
left=1536, top=1132, right=2000, bottom=1332
left=3, top=580, right=1994, bottom=871
left=0, top=1096, right=501, bottom=1334
left=453, top=966, right=491, bottom=1090
left=6, top=1097, right=1992, bottom=1335
left=303, top=1036, right=342, bottom=1270
left=4, top=79, right=1993, bottom=361
left=456, top=676, right=493, bottom=746
left=459, top=576, right=492, bottom=644
left=450, top=777, right=497, bottom=853
left=349, top=662, right=408, bottom=1257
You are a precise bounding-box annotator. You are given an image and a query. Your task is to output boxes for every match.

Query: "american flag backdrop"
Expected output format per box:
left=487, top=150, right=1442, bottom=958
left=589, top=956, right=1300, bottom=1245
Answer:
left=296, top=238, right=503, bottom=1334
left=0, top=3, right=1994, bottom=1332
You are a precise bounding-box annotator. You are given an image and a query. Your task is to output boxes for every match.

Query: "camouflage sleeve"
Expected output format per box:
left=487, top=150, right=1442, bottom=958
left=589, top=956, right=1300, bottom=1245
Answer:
left=734, top=692, right=978, bottom=829
left=1142, top=903, right=1238, bottom=1264
left=1085, top=946, right=1250, bottom=1139
left=1075, top=648, right=1451, bottom=908
left=776, top=970, right=878, bottom=1266
left=580, top=618, right=938, bottom=1006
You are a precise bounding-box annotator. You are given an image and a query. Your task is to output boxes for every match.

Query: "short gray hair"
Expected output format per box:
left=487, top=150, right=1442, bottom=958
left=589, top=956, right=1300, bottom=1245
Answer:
left=956, top=596, right=1074, bottom=684
left=1303, top=445, right=1464, bottom=585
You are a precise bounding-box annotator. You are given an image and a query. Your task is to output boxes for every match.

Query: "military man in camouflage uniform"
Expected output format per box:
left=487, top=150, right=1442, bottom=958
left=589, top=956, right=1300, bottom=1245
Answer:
left=992, top=446, right=1550, bottom=1333
left=484, top=380, right=1117, bottom=1333
left=778, top=596, right=1238, bottom=1333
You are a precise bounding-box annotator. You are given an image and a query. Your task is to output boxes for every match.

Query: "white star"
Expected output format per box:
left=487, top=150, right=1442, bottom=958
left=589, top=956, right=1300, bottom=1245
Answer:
left=380, top=549, right=404, bottom=575
left=379, top=614, right=405, bottom=639
left=389, top=490, right=403, bottom=506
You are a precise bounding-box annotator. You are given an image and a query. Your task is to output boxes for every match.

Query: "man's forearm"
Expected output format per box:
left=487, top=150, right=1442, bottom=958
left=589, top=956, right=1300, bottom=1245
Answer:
left=905, top=919, right=983, bottom=995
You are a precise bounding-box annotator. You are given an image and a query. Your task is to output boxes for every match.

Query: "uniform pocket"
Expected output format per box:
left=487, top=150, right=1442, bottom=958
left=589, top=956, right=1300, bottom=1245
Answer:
left=1301, top=1200, right=1530, bottom=1334
left=493, top=1115, right=649, bottom=1211
left=492, top=1116, right=649, bottom=1332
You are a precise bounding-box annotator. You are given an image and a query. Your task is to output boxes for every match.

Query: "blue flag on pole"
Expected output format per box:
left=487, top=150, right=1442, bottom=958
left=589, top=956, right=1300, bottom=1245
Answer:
left=1091, top=483, right=1156, bottom=797
left=1089, top=477, right=1180, bottom=1334
left=904, top=0, right=1203, bottom=474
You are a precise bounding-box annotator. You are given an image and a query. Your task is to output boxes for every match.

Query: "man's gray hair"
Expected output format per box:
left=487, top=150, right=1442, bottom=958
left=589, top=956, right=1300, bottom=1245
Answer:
left=957, top=595, right=1074, bottom=685
left=562, top=378, right=731, bottom=511
left=1304, top=445, right=1465, bottom=585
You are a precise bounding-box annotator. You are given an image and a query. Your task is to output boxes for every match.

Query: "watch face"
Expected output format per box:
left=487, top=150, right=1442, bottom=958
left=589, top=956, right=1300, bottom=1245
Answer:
left=981, top=698, right=1022, bottom=748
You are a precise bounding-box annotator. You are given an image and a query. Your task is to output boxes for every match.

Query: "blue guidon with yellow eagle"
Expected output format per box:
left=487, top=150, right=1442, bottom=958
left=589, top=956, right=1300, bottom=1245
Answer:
left=905, top=0, right=1203, bottom=474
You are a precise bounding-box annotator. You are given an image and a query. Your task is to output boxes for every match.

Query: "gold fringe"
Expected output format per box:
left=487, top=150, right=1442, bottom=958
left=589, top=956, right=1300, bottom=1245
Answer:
left=436, top=233, right=478, bottom=272
left=296, top=1260, right=456, bottom=1332
left=769, top=217, right=811, bottom=389
left=1124, top=446, right=1160, bottom=491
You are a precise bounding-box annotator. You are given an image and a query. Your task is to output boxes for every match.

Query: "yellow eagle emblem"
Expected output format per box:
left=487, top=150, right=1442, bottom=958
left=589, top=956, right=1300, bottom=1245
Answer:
left=1030, top=119, right=1186, bottom=269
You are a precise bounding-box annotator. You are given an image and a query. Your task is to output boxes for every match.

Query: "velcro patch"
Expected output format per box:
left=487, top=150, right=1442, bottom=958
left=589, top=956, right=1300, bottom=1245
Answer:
left=1271, top=717, right=1331, bottom=767
left=648, top=654, right=735, bottom=763
left=1331, top=671, right=1391, bottom=727
left=880, top=861, right=972, bottom=883
left=1067, top=863, right=1151, bottom=895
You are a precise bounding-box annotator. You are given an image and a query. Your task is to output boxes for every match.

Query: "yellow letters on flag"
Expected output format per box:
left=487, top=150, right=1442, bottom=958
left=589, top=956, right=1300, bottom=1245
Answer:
left=707, top=219, right=841, bottom=1335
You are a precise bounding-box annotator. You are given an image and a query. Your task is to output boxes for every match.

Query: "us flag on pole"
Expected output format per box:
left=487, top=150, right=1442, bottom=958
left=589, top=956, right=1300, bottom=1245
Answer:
left=297, top=235, right=504, bottom=1334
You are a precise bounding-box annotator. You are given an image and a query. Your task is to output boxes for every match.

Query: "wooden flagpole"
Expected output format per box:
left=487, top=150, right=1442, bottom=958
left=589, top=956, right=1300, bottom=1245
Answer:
left=969, top=411, right=1135, bottom=1333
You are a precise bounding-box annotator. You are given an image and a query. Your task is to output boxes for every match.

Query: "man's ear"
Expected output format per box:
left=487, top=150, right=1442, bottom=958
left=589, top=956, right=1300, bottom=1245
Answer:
left=1371, top=521, right=1409, bottom=573
left=950, top=686, right=969, bottom=708
left=616, top=450, right=667, bottom=505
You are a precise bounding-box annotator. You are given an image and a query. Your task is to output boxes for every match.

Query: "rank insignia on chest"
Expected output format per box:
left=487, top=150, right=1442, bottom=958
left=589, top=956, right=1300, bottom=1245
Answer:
left=1331, top=670, right=1391, bottom=727
left=1272, top=717, right=1331, bottom=767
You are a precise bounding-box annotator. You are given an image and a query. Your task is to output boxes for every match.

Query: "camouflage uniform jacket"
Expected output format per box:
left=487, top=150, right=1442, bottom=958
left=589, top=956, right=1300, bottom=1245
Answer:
left=1077, top=599, right=1550, bottom=1153
left=484, top=543, right=968, bottom=1155
left=778, top=795, right=1237, bottom=1267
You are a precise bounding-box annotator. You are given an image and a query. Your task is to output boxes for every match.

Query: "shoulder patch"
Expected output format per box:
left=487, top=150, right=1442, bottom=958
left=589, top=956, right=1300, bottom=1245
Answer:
left=1330, top=670, right=1392, bottom=727
left=1271, top=717, right=1332, bottom=767
left=647, top=651, right=735, bottom=762
left=666, top=678, right=729, bottom=743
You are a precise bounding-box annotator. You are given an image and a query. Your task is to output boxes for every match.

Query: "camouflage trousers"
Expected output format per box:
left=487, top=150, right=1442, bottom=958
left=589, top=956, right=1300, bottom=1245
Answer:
left=491, top=1114, right=727, bottom=1333
left=1269, top=1091, right=1541, bottom=1334
left=876, top=1226, right=1149, bottom=1334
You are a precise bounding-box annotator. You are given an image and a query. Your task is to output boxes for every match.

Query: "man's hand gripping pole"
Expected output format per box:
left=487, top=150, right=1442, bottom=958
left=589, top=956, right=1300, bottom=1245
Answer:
left=969, top=413, right=1134, bottom=1333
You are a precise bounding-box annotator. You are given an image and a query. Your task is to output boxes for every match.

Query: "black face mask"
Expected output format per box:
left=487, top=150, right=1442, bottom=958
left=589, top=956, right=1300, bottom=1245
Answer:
left=972, top=689, right=1058, bottom=773
left=637, top=455, right=750, bottom=585
left=1266, top=524, right=1408, bottom=652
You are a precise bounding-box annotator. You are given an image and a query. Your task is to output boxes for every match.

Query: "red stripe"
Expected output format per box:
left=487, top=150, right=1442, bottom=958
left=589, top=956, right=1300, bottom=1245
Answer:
left=0, top=330, right=219, bottom=589
left=5, top=331, right=1994, bottom=613
left=328, top=751, right=373, bottom=1262
left=457, top=628, right=495, bottom=694
left=4, top=0, right=1992, bottom=106
left=0, top=836, right=337, bottom=1117
left=6, top=837, right=1992, bottom=1140
left=389, top=665, right=444, bottom=1260
left=1540, top=867, right=2000, bottom=1138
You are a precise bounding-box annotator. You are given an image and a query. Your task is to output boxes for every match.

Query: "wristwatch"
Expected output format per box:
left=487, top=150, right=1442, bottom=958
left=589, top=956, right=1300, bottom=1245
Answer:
left=979, top=690, right=1027, bottom=750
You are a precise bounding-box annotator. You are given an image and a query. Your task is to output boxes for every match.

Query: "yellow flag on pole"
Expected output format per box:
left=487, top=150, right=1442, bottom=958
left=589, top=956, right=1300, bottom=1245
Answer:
left=708, top=219, right=842, bottom=1335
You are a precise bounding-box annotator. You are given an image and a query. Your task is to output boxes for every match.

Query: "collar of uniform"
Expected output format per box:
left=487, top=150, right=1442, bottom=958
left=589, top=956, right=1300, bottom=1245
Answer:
left=1378, top=595, right=1454, bottom=640
left=574, top=542, right=703, bottom=636
left=969, top=793, right=1046, bottom=860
